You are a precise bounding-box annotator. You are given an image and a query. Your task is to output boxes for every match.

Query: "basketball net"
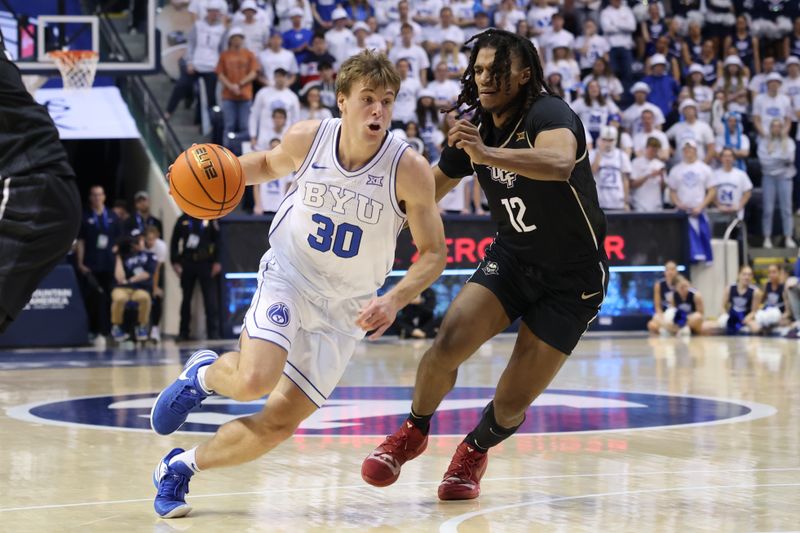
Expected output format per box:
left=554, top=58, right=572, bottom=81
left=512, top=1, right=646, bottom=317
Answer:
left=48, top=50, right=99, bottom=91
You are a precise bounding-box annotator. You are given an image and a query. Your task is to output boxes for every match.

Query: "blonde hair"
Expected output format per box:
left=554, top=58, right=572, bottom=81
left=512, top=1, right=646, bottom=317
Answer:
left=335, top=50, right=401, bottom=97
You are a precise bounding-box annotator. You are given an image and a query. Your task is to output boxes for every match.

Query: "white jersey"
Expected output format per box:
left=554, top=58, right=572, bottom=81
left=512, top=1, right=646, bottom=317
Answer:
left=594, top=147, right=631, bottom=210
left=268, top=119, right=408, bottom=299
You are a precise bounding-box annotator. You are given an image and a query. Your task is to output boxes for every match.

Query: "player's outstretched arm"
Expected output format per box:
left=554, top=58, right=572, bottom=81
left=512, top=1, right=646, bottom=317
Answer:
left=239, top=120, right=321, bottom=185
left=356, top=150, right=447, bottom=339
left=448, top=119, right=577, bottom=181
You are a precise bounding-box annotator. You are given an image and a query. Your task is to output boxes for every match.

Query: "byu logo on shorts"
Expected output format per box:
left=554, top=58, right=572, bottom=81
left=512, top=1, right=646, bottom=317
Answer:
left=482, top=261, right=499, bottom=275
left=267, top=303, right=290, bottom=327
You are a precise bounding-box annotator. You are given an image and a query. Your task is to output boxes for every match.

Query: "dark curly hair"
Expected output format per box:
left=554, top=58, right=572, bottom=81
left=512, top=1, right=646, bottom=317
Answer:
left=447, top=29, right=552, bottom=126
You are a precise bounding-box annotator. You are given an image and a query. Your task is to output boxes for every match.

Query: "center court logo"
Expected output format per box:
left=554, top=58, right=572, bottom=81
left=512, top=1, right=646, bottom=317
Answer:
left=6, top=387, right=775, bottom=436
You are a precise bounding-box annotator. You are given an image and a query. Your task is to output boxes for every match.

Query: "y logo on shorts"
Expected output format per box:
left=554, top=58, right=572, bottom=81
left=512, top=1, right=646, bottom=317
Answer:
left=267, top=303, right=290, bottom=327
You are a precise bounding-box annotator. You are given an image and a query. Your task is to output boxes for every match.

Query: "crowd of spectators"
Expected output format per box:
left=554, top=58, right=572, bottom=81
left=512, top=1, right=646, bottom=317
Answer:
left=160, top=0, right=800, bottom=249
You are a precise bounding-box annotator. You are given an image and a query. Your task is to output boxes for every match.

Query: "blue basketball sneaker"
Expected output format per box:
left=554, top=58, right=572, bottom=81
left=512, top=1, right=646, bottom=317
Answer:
left=153, top=448, right=194, bottom=518
left=150, top=349, right=218, bottom=435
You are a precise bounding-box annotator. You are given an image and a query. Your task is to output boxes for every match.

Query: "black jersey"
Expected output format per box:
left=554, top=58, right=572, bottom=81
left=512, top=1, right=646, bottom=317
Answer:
left=0, top=40, right=74, bottom=178
left=734, top=34, right=755, bottom=67
left=672, top=289, right=697, bottom=314
left=438, top=95, right=606, bottom=270
left=658, top=278, right=674, bottom=311
left=763, top=282, right=785, bottom=312
left=729, top=284, right=755, bottom=314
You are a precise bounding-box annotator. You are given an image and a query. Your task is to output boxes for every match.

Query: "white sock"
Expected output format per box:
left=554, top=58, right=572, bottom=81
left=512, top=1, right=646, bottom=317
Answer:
left=197, top=365, right=213, bottom=395
left=169, top=447, right=200, bottom=473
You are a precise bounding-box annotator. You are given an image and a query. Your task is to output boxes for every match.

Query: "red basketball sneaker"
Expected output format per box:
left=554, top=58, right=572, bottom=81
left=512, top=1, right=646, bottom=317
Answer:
left=361, top=420, right=428, bottom=487
left=437, top=442, right=488, bottom=500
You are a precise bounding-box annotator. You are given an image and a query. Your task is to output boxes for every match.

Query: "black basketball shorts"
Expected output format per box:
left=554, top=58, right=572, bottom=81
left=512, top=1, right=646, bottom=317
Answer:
left=468, top=242, right=609, bottom=355
left=0, top=173, right=81, bottom=329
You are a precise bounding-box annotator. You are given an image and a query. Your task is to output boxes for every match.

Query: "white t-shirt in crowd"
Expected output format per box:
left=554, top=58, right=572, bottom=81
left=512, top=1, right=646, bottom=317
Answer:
left=389, top=44, right=431, bottom=81
left=752, top=93, right=793, bottom=128
left=325, top=28, right=356, bottom=69
left=666, top=120, right=715, bottom=161
left=633, top=129, right=670, bottom=157
left=146, top=239, right=169, bottom=264
left=710, top=167, right=753, bottom=219
left=570, top=99, right=621, bottom=137
left=630, top=157, right=665, bottom=212
left=425, top=24, right=465, bottom=46
left=622, top=102, right=666, bottom=134
left=384, top=21, right=424, bottom=46
left=574, top=34, right=611, bottom=71
left=394, top=76, right=422, bottom=124
left=258, top=47, right=298, bottom=84
left=439, top=178, right=467, bottom=212
left=527, top=5, right=557, bottom=36
left=258, top=176, right=291, bottom=213
left=427, top=79, right=461, bottom=107
left=667, top=160, right=713, bottom=210
left=594, top=147, right=632, bottom=210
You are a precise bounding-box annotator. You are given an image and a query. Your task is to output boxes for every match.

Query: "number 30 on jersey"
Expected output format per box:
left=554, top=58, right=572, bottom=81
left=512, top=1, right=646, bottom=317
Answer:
left=500, top=197, right=536, bottom=233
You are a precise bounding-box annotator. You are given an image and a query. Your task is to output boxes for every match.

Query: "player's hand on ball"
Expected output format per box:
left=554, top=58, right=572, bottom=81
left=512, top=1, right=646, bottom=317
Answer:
left=357, top=295, right=401, bottom=340
left=449, top=119, right=489, bottom=164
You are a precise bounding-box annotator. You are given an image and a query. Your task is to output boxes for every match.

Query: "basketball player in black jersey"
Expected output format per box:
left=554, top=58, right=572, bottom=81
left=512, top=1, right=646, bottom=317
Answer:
left=362, top=29, right=608, bottom=500
left=0, top=34, right=81, bottom=332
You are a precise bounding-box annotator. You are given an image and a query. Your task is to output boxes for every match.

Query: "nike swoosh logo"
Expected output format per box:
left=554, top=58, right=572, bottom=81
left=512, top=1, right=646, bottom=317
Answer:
left=581, top=291, right=602, bottom=300
left=311, top=163, right=328, bottom=169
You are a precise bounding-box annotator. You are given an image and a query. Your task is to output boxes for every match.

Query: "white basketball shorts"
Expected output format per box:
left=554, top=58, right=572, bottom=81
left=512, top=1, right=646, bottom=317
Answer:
left=243, top=249, right=368, bottom=407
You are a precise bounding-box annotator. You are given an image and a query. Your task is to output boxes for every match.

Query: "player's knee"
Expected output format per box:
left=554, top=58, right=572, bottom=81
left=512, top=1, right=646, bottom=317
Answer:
left=428, top=327, right=467, bottom=368
left=234, top=370, right=280, bottom=402
left=253, top=409, right=302, bottom=444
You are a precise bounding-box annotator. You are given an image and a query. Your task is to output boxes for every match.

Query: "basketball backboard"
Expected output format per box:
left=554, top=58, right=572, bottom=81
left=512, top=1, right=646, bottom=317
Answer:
left=0, top=0, right=157, bottom=74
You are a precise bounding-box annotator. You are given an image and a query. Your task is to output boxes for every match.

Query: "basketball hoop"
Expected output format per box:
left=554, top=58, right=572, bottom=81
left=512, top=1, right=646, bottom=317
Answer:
left=48, top=50, right=99, bottom=91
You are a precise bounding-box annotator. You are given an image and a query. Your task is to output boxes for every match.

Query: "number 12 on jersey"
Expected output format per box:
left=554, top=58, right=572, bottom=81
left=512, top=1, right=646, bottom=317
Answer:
left=307, top=213, right=363, bottom=258
left=500, top=197, right=536, bottom=233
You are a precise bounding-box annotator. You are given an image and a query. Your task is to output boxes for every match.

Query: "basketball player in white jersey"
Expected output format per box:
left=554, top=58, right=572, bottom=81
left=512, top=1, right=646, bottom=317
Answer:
left=149, top=50, right=447, bottom=518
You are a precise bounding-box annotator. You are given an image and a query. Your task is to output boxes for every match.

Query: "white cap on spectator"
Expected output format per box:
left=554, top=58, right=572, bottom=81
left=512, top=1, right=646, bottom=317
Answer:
left=240, top=0, right=257, bottom=12
left=723, top=55, right=743, bottom=67
left=228, top=27, right=245, bottom=39
left=649, top=54, right=667, bottom=67
left=766, top=72, right=783, bottom=84
left=687, top=64, right=704, bottom=76
left=352, top=21, right=370, bottom=33
left=679, top=98, right=698, bottom=112
left=631, top=81, right=650, bottom=94
left=288, top=6, right=304, bottom=18
left=418, top=88, right=435, bottom=99
left=600, top=125, right=618, bottom=142
left=786, top=56, right=800, bottom=66
left=681, top=138, right=697, bottom=149
left=331, top=6, right=348, bottom=20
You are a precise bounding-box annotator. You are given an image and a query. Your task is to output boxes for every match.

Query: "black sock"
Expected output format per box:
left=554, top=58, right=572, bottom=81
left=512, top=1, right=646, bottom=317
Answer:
left=464, top=401, right=523, bottom=453
left=408, top=406, right=433, bottom=434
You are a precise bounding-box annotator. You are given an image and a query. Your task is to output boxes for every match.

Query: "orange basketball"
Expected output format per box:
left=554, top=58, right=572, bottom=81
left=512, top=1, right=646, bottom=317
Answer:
left=169, top=143, right=245, bottom=219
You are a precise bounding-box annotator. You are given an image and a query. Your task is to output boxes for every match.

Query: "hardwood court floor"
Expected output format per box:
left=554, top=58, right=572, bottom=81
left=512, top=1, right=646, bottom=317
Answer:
left=0, top=334, right=798, bottom=532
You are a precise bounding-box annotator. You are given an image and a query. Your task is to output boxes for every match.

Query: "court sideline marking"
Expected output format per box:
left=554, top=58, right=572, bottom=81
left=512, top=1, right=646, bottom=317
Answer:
left=439, top=482, right=800, bottom=533
left=0, top=467, right=797, bottom=513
